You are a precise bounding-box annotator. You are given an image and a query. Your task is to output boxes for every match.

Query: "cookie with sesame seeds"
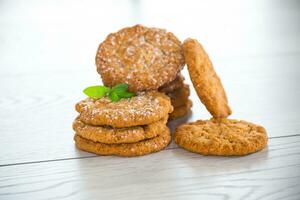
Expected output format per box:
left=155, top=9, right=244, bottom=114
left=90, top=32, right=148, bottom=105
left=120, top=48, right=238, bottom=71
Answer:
left=76, top=91, right=173, bottom=128
left=159, top=74, right=185, bottom=93
left=73, top=116, right=168, bottom=144
left=183, top=38, right=232, bottom=118
left=74, top=126, right=171, bottom=157
left=96, top=24, right=185, bottom=92
left=166, top=84, right=190, bottom=107
left=174, top=118, right=268, bottom=156
left=169, top=99, right=193, bottom=120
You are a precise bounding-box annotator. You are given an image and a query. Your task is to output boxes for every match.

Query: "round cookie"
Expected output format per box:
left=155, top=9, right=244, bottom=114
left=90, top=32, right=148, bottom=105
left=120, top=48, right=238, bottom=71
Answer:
left=183, top=38, right=231, bottom=118
left=174, top=118, right=268, bottom=156
left=169, top=99, right=193, bottom=120
left=96, top=24, right=185, bottom=92
left=167, top=84, right=190, bottom=107
left=74, top=127, right=171, bottom=157
left=159, top=74, right=185, bottom=93
left=76, top=91, right=173, bottom=128
left=73, top=116, right=168, bottom=144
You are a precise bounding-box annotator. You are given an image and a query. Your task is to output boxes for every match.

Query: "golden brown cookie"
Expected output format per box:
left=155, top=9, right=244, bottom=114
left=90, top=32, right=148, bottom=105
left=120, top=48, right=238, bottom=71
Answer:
left=73, top=116, right=168, bottom=144
left=167, top=84, right=190, bottom=107
left=96, top=24, right=185, bottom=92
left=183, top=38, right=231, bottom=118
left=76, top=91, right=173, bottom=128
left=159, top=74, right=185, bottom=93
left=169, top=99, right=193, bottom=120
left=174, top=118, right=268, bottom=156
left=74, top=127, right=171, bottom=157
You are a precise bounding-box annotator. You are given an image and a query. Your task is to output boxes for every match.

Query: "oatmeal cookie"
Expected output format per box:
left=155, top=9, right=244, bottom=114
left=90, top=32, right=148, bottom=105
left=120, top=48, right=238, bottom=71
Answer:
left=96, top=24, right=185, bottom=91
left=174, top=118, right=268, bottom=156
left=74, top=126, right=171, bottom=157
left=169, top=99, right=193, bottom=120
left=183, top=38, right=231, bottom=118
left=76, top=91, right=173, bottom=128
left=166, top=84, right=190, bottom=107
left=73, top=116, right=168, bottom=144
left=159, top=74, right=185, bottom=93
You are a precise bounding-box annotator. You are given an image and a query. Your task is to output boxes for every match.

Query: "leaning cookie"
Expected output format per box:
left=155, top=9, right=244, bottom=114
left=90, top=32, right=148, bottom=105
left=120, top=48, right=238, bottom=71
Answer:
left=76, top=91, right=173, bottom=128
left=183, top=38, right=231, bottom=118
left=174, top=118, right=268, bottom=156
left=96, top=24, right=185, bottom=92
left=74, top=127, right=171, bottom=157
left=73, top=116, right=168, bottom=144
left=169, top=99, right=193, bottom=120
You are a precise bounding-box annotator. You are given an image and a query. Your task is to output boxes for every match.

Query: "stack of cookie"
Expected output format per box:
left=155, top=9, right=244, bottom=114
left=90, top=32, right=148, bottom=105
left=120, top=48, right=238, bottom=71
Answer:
left=73, top=25, right=186, bottom=157
left=73, top=91, right=173, bottom=157
left=159, top=74, right=192, bottom=120
left=96, top=24, right=192, bottom=120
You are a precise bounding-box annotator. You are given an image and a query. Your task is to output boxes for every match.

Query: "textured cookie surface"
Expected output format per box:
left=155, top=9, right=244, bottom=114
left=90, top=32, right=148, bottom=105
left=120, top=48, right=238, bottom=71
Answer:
left=96, top=24, right=185, bottom=92
left=74, top=127, right=171, bottom=157
left=166, top=84, right=190, bottom=107
left=174, top=118, right=268, bottom=156
left=169, top=99, right=193, bottom=120
left=73, top=116, right=167, bottom=144
left=183, top=38, right=231, bottom=118
left=76, top=91, right=173, bottom=128
left=159, top=74, right=185, bottom=93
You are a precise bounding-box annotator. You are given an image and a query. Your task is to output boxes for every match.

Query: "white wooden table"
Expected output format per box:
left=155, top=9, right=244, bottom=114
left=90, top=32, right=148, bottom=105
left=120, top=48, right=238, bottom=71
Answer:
left=1, top=0, right=300, bottom=199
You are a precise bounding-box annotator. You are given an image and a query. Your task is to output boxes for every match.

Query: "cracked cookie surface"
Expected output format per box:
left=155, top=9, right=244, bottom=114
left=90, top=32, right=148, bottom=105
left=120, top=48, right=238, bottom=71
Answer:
left=96, top=24, right=185, bottom=92
left=174, top=118, right=268, bottom=156
left=76, top=91, right=173, bottom=128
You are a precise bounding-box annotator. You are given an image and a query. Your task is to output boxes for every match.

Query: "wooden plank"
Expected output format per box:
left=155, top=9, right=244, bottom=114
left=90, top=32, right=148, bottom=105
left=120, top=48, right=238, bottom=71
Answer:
left=0, top=136, right=299, bottom=200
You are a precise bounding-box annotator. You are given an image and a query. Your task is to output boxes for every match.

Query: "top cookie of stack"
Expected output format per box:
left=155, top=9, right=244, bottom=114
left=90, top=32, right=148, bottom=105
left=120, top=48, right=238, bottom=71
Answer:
left=95, top=24, right=185, bottom=92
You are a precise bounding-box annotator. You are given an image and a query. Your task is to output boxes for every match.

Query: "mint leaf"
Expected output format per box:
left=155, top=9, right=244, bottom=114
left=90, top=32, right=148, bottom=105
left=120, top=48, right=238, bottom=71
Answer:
left=118, top=91, right=135, bottom=98
left=83, top=83, right=135, bottom=102
left=109, top=91, right=121, bottom=102
left=111, top=84, right=128, bottom=95
left=83, top=86, right=110, bottom=98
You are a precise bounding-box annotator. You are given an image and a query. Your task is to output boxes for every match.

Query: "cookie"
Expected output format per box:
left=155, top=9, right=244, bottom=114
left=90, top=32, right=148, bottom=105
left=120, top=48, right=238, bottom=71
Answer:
left=76, top=91, right=173, bottom=128
left=73, top=116, right=168, bottom=144
left=174, top=118, right=268, bottom=156
left=96, top=24, right=185, bottom=92
left=169, top=99, right=193, bottom=120
left=159, top=74, right=185, bottom=93
left=167, top=84, right=190, bottom=107
left=183, top=38, right=231, bottom=118
left=74, top=127, right=171, bottom=157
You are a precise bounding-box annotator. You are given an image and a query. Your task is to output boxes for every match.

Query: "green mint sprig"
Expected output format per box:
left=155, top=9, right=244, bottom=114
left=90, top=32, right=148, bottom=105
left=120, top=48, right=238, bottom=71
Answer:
left=83, top=84, right=135, bottom=102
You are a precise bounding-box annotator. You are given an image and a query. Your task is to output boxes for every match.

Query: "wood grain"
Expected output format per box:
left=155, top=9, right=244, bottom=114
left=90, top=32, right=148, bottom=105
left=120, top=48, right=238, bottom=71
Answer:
left=0, top=136, right=299, bottom=200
